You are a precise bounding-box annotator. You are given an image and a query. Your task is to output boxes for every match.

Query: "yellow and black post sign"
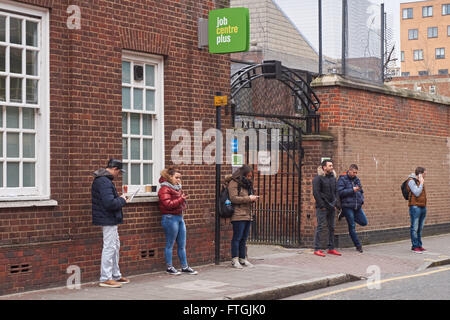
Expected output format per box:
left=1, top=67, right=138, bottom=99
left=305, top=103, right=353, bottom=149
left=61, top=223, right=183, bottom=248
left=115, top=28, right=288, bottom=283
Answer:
left=214, top=95, right=227, bottom=106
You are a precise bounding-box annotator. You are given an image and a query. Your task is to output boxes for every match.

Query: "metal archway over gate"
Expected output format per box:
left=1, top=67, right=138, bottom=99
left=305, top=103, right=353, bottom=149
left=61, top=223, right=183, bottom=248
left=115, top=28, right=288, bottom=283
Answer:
left=230, top=60, right=320, bottom=247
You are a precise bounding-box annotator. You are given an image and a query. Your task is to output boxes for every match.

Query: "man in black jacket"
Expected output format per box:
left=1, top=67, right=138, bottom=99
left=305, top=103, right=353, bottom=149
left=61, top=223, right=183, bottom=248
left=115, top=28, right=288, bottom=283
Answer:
left=312, top=159, right=342, bottom=257
left=91, top=159, right=130, bottom=288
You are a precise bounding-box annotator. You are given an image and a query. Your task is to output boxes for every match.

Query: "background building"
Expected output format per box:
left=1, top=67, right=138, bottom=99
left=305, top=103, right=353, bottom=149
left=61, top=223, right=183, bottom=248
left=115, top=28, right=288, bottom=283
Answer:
left=400, top=0, right=450, bottom=76
left=230, top=0, right=319, bottom=72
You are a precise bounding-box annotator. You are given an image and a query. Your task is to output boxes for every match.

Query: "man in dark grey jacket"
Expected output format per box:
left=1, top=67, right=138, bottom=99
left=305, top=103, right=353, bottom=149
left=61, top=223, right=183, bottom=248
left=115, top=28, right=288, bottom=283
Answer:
left=312, top=159, right=342, bottom=257
left=91, top=159, right=130, bottom=288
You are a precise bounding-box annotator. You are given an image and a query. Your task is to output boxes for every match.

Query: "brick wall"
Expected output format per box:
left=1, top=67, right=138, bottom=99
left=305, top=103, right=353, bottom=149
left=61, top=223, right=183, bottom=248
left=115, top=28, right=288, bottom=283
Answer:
left=308, top=75, right=450, bottom=247
left=387, top=75, right=450, bottom=98
left=0, top=0, right=232, bottom=295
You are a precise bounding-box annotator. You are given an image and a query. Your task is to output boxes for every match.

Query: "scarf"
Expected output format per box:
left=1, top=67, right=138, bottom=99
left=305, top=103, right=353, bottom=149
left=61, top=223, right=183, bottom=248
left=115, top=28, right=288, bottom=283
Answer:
left=160, top=181, right=182, bottom=191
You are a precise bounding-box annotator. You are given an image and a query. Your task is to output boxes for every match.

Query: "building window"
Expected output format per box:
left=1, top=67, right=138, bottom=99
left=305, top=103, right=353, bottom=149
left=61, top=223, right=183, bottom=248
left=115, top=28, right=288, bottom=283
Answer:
left=438, top=69, right=449, bottom=75
left=121, top=52, right=164, bottom=194
left=401, top=51, right=405, bottom=62
left=401, top=72, right=410, bottom=77
left=418, top=70, right=428, bottom=76
left=443, top=4, right=450, bottom=15
left=403, top=8, right=413, bottom=19
left=408, top=29, right=418, bottom=40
left=422, top=6, right=433, bottom=17
left=436, top=48, right=445, bottom=59
left=429, top=86, right=436, bottom=94
left=427, top=27, right=438, bottom=38
left=0, top=4, right=49, bottom=200
left=448, top=25, right=450, bottom=36
left=413, top=49, right=424, bottom=61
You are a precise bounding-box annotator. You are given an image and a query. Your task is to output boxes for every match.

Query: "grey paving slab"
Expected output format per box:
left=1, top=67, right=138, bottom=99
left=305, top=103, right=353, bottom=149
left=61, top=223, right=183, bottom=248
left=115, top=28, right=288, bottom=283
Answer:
left=1, top=233, right=449, bottom=300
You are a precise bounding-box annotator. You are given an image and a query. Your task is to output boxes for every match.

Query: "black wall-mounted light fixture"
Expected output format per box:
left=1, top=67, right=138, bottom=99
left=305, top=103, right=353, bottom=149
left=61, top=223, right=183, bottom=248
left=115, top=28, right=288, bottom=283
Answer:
left=134, top=65, right=144, bottom=81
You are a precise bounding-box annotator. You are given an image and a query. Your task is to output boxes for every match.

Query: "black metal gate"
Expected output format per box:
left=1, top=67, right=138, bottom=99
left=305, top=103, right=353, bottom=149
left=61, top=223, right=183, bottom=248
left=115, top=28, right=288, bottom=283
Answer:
left=230, top=60, right=320, bottom=247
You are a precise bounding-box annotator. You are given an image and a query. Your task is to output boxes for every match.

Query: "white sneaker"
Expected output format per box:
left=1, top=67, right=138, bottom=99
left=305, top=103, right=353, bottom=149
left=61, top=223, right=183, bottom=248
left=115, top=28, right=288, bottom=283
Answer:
left=239, top=258, right=254, bottom=268
left=231, top=257, right=243, bottom=269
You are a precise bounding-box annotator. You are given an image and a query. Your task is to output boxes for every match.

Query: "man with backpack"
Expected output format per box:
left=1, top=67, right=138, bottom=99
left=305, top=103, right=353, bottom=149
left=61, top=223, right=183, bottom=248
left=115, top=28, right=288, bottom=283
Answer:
left=405, top=167, right=427, bottom=254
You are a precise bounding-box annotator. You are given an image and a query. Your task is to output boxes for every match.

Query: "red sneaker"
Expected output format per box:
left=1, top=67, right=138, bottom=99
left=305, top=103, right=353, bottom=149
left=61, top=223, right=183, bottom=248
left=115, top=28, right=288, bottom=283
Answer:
left=327, top=249, right=342, bottom=256
left=419, top=247, right=426, bottom=252
left=314, top=250, right=326, bottom=257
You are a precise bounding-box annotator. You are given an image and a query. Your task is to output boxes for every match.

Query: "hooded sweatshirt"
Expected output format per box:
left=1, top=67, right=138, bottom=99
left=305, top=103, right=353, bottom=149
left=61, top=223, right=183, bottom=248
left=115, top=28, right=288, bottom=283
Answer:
left=91, top=168, right=126, bottom=226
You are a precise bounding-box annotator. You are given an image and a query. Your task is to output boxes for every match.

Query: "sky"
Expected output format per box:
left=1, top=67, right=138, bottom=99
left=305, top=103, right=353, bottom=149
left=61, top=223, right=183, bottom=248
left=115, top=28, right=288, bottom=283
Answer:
left=273, top=0, right=425, bottom=67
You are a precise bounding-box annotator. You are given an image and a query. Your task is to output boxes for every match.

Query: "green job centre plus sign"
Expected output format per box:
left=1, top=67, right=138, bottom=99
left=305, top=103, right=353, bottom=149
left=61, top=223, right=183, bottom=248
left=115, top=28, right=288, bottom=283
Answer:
left=208, top=8, right=249, bottom=54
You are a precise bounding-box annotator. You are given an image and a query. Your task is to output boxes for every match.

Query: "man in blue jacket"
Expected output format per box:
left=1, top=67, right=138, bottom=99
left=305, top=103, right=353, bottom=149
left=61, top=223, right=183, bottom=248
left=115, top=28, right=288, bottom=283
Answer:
left=337, top=164, right=368, bottom=253
left=92, top=159, right=130, bottom=288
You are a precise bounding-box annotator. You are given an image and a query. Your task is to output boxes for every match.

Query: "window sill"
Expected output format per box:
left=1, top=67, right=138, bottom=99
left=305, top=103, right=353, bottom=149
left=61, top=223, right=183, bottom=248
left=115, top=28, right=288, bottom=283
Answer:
left=0, top=199, right=58, bottom=208
left=130, top=195, right=159, bottom=203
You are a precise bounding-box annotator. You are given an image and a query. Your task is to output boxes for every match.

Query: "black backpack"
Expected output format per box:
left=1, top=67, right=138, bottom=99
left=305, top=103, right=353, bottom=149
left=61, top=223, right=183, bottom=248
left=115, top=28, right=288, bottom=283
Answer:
left=219, top=185, right=234, bottom=218
left=401, top=178, right=416, bottom=200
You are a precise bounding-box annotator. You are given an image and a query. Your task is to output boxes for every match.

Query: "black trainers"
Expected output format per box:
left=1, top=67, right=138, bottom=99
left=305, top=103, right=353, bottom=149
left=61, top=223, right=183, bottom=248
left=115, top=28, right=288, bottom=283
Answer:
left=356, top=246, right=363, bottom=253
left=166, top=266, right=181, bottom=275
left=181, top=266, right=198, bottom=275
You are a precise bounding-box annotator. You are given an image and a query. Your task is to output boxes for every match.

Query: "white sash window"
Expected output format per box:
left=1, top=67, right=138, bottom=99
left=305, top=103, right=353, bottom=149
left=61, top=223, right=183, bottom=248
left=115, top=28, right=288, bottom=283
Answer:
left=0, top=1, right=49, bottom=200
left=121, top=51, right=164, bottom=195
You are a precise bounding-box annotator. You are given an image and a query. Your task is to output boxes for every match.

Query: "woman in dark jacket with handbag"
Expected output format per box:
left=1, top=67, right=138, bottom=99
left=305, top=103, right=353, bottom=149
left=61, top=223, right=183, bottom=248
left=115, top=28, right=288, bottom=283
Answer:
left=158, top=167, right=197, bottom=275
left=225, top=165, right=259, bottom=269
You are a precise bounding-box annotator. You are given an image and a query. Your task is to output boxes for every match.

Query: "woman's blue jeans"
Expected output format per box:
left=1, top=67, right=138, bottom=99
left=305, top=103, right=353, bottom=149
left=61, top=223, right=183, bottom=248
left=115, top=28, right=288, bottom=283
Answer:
left=409, top=206, right=427, bottom=249
left=161, top=214, right=188, bottom=268
left=231, top=221, right=251, bottom=259
left=342, top=207, right=368, bottom=248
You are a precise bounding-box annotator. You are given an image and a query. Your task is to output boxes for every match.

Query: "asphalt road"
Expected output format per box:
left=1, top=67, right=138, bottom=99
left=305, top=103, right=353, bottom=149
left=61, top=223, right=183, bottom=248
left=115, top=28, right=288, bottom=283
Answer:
left=283, top=266, right=450, bottom=300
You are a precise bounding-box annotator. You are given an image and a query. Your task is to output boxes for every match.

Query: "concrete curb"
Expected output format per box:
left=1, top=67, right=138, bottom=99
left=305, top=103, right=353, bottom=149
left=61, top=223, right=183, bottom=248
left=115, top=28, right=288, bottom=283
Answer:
left=223, top=273, right=361, bottom=300
left=417, top=258, right=450, bottom=271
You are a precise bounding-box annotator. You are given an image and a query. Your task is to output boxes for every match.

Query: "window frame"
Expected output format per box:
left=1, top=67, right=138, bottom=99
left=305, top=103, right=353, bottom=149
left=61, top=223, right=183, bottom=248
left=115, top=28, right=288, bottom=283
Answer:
left=435, top=47, right=445, bottom=59
left=401, top=51, right=405, bottom=62
left=442, top=4, right=450, bottom=15
left=438, top=69, right=448, bottom=75
left=0, top=1, right=49, bottom=201
left=422, top=6, right=433, bottom=17
left=121, top=51, right=164, bottom=196
left=413, top=49, right=424, bottom=61
left=427, top=27, right=438, bottom=38
left=402, top=8, right=413, bottom=19
left=408, top=29, right=418, bottom=40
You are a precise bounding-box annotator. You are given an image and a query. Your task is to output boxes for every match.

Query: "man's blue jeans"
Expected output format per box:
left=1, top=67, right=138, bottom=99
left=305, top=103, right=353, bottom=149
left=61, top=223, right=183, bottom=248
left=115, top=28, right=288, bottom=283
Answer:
left=409, top=206, right=426, bottom=249
left=161, top=214, right=188, bottom=268
left=231, top=221, right=251, bottom=259
left=342, top=207, right=368, bottom=248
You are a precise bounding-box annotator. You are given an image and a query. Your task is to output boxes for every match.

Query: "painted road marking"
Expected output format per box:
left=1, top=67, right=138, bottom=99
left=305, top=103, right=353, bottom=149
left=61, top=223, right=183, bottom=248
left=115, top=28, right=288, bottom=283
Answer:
left=303, top=266, right=450, bottom=300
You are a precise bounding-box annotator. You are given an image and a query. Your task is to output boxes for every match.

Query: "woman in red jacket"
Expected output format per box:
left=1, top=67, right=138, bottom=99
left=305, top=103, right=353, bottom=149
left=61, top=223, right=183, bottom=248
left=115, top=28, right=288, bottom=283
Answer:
left=158, top=167, right=197, bottom=275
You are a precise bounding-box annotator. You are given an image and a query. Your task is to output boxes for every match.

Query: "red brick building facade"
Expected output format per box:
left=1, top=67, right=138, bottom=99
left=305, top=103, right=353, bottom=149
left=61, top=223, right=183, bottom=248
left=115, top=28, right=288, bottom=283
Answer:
left=0, top=0, right=232, bottom=295
left=1, top=0, right=450, bottom=296
left=388, top=75, right=450, bottom=98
